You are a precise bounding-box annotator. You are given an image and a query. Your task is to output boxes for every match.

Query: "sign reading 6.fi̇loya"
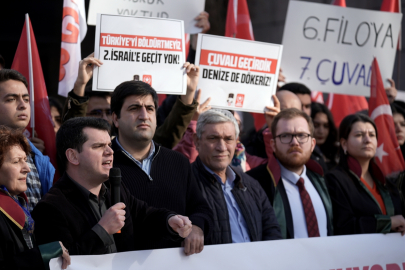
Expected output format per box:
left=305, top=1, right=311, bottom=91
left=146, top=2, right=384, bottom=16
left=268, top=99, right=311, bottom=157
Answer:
left=93, top=14, right=187, bottom=95
left=282, top=1, right=402, bottom=97
left=194, top=34, right=283, bottom=113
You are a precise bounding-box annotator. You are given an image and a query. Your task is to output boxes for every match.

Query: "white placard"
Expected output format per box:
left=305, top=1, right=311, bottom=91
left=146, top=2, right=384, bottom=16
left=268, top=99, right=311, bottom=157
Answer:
left=194, top=34, right=283, bottom=113
left=282, top=1, right=402, bottom=97
left=93, top=14, right=187, bottom=95
left=50, top=233, right=405, bottom=270
left=88, top=0, right=205, bottom=34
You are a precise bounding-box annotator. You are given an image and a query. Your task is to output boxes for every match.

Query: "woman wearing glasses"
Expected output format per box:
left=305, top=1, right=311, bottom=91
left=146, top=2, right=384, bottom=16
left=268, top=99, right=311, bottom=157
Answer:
left=325, top=114, right=405, bottom=235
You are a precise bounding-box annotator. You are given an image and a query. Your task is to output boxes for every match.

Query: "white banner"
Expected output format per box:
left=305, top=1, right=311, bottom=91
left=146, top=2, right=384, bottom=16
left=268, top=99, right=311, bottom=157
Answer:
left=93, top=15, right=187, bottom=95
left=50, top=233, right=405, bottom=270
left=88, top=0, right=205, bottom=34
left=194, top=34, right=283, bottom=113
left=58, top=0, right=87, bottom=97
left=282, top=1, right=402, bottom=97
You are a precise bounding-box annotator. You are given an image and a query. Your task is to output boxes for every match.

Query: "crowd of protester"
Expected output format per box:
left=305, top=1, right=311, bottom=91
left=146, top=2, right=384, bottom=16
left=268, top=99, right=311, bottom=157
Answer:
left=0, top=9, right=405, bottom=270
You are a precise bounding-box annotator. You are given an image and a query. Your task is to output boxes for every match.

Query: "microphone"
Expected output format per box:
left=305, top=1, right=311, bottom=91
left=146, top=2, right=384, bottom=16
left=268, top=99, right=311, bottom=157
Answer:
left=109, top=168, right=121, bottom=233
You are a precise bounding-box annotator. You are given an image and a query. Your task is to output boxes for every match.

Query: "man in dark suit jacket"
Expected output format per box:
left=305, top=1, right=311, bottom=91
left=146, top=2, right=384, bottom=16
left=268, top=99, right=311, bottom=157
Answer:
left=247, top=108, right=333, bottom=239
left=32, top=117, right=193, bottom=255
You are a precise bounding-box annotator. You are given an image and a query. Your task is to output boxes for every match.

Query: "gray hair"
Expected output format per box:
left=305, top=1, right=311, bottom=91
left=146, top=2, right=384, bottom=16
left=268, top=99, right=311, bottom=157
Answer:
left=196, top=109, right=240, bottom=139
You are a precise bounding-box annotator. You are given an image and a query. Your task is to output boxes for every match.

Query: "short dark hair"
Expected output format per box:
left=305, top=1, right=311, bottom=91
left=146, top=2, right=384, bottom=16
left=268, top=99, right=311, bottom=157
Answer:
left=338, top=114, right=378, bottom=156
left=56, top=117, right=110, bottom=173
left=392, top=101, right=405, bottom=118
left=111, top=80, right=158, bottom=135
left=0, top=126, right=30, bottom=167
left=279, top=82, right=311, bottom=95
left=271, top=108, right=314, bottom=137
left=0, top=69, right=28, bottom=88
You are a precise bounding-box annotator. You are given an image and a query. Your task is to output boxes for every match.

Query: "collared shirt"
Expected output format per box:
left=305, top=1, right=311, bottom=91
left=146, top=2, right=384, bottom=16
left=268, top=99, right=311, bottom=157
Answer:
left=25, top=153, right=41, bottom=212
left=203, top=165, right=251, bottom=243
left=116, top=138, right=155, bottom=176
left=69, top=176, right=117, bottom=253
left=278, top=160, right=327, bottom=238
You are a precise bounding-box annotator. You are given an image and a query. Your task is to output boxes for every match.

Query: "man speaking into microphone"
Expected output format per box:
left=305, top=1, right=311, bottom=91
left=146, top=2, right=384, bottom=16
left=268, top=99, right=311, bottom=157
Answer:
left=32, top=117, right=192, bottom=255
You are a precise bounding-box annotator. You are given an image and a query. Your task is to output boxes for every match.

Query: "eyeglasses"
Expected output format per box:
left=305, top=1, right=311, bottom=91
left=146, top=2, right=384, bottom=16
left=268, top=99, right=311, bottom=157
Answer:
left=275, top=133, right=311, bottom=144
left=86, top=109, right=112, bottom=118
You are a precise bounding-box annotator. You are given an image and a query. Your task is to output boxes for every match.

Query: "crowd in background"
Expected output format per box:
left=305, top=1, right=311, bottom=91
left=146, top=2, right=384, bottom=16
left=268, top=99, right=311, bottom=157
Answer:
left=0, top=6, right=405, bottom=270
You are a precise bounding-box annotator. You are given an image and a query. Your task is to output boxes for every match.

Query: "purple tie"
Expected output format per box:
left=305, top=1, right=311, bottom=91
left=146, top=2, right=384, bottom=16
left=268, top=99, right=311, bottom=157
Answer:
left=296, top=177, right=320, bottom=237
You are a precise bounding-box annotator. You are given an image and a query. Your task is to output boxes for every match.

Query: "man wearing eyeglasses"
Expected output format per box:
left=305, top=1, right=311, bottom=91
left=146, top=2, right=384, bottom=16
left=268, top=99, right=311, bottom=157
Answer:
left=247, top=108, right=333, bottom=239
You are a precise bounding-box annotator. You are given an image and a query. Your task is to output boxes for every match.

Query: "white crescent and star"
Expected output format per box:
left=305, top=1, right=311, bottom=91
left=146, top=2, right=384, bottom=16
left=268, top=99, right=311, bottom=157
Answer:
left=369, top=104, right=392, bottom=164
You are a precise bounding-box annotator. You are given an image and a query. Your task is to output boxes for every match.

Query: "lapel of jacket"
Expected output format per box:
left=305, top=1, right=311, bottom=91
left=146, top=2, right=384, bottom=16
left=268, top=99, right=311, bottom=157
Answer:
left=266, top=154, right=294, bottom=239
left=0, top=190, right=26, bottom=230
left=58, top=173, right=99, bottom=227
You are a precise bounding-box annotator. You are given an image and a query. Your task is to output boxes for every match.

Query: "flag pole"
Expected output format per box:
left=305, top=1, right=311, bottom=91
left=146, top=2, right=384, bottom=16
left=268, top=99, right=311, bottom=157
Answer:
left=25, top=13, right=35, bottom=138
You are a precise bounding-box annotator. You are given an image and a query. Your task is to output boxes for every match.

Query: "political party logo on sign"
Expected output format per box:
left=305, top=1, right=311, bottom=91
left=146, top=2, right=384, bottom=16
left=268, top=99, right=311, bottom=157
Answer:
left=143, top=75, right=152, bottom=86
left=235, top=94, right=245, bottom=107
left=227, top=93, right=234, bottom=106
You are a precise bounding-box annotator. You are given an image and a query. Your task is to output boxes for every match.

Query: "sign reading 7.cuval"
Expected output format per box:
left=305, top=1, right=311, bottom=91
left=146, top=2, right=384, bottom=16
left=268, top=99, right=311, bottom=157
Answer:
left=282, top=1, right=402, bottom=97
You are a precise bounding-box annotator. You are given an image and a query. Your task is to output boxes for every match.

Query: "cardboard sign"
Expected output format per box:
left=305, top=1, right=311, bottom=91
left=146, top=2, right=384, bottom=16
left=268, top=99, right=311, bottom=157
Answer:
left=282, top=1, right=402, bottom=97
left=194, top=34, right=283, bottom=113
left=50, top=233, right=405, bottom=270
left=88, top=0, right=205, bottom=34
left=93, top=14, right=187, bottom=95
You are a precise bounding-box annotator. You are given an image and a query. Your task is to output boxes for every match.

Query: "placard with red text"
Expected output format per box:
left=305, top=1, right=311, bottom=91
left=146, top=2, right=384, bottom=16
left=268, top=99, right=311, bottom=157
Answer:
left=195, top=34, right=283, bottom=113
left=93, top=14, right=186, bottom=95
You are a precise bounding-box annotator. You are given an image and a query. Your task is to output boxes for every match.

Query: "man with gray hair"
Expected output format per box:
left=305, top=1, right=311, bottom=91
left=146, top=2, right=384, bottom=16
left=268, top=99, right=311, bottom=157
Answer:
left=192, top=109, right=282, bottom=244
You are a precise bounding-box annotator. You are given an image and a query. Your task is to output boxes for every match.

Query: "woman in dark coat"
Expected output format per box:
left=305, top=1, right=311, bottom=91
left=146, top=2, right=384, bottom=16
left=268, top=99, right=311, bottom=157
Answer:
left=325, top=114, right=405, bottom=235
left=0, top=127, right=70, bottom=269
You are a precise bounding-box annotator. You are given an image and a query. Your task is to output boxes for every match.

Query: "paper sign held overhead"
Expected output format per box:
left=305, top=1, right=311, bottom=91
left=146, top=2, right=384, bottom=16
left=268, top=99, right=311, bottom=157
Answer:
left=88, top=0, right=205, bottom=34
left=282, top=1, right=402, bottom=97
left=195, top=34, right=283, bottom=113
left=93, top=14, right=187, bottom=95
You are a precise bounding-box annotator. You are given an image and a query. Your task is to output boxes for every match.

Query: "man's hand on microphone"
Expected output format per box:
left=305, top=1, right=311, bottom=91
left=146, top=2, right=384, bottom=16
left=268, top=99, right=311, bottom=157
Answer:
left=168, top=215, right=193, bottom=238
left=98, top=203, right=126, bottom=234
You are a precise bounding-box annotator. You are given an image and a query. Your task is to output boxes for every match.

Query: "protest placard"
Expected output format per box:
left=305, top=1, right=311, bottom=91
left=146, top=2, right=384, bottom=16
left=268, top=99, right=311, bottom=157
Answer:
left=194, top=34, right=283, bottom=113
left=282, top=1, right=402, bottom=97
left=92, top=14, right=187, bottom=95
left=50, top=233, right=405, bottom=270
left=88, top=0, right=205, bottom=34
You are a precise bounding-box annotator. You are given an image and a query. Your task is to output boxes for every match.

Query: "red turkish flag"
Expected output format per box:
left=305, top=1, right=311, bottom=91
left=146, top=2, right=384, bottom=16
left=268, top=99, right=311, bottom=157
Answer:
left=11, top=15, right=58, bottom=179
left=380, top=0, right=401, bottom=51
left=326, top=0, right=368, bottom=128
left=225, top=0, right=264, bottom=130
left=368, top=58, right=405, bottom=176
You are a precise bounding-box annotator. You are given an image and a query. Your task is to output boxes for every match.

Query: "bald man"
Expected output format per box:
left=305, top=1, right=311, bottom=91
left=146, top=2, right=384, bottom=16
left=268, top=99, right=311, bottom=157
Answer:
left=276, top=90, right=301, bottom=111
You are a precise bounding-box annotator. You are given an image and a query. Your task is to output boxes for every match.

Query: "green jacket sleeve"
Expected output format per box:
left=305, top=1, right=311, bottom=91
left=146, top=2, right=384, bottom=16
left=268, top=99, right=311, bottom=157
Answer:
left=153, top=97, right=197, bottom=149
left=61, top=90, right=89, bottom=124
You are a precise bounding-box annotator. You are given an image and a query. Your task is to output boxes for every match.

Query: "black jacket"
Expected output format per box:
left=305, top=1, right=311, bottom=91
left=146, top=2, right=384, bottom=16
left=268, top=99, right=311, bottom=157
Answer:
left=191, top=157, right=282, bottom=244
left=0, top=202, right=44, bottom=270
left=247, top=155, right=333, bottom=239
left=32, top=173, right=180, bottom=255
left=325, top=155, right=403, bottom=235
left=112, top=139, right=213, bottom=250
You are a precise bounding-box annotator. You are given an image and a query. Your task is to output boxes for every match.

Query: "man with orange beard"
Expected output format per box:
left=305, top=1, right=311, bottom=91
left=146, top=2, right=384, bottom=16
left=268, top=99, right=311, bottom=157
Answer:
left=247, top=108, right=333, bottom=239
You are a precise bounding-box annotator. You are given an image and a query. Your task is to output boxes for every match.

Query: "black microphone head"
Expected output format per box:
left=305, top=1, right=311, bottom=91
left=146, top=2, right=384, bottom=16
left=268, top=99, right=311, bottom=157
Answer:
left=109, top=168, right=121, bottom=186
left=109, top=168, right=121, bottom=178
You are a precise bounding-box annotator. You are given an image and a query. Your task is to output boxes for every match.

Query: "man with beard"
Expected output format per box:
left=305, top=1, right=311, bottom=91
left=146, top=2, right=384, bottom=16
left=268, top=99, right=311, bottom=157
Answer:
left=247, top=108, right=333, bottom=239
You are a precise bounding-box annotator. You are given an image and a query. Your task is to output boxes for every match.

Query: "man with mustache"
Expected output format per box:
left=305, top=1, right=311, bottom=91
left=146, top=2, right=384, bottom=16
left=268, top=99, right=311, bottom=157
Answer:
left=110, top=74, right=213, bottom=255
left=247, top=108, right=333, bottom=239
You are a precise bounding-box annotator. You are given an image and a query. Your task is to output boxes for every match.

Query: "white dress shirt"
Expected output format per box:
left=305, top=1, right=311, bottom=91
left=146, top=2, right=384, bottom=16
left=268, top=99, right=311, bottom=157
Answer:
left=278, top=160, right=327, bottom=238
